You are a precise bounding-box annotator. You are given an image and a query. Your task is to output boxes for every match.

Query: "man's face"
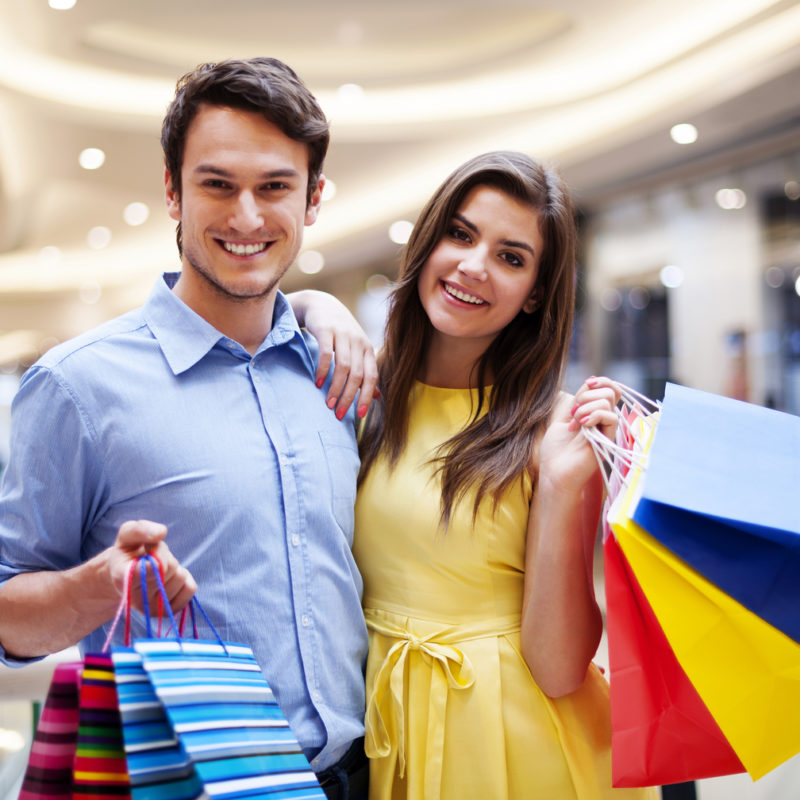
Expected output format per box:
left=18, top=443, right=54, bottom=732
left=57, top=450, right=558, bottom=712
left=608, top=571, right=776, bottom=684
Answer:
left=165, top=103, right=322, bottom=307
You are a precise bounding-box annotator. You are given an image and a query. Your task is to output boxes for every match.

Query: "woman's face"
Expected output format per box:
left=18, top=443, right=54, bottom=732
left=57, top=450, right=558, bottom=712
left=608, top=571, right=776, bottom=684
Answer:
left=417, top=184, right=543, bottom=353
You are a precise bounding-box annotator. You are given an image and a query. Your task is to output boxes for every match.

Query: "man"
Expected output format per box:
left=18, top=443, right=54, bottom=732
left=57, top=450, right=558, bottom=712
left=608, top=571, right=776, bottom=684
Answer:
left=0, top=57, right=373, bottom=799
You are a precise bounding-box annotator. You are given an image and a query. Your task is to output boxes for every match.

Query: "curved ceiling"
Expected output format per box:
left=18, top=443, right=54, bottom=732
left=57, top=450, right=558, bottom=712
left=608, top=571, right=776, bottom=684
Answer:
left=0, top=0, right=799, bottom=364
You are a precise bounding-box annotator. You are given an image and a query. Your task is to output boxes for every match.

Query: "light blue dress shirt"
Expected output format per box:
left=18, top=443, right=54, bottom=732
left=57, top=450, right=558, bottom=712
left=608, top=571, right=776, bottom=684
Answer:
left=0, top=273, right=367, bottom=771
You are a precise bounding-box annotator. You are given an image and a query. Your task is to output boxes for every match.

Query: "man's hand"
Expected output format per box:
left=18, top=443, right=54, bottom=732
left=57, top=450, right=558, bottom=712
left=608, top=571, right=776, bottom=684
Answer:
left=113, top=520, right=197, bottom=615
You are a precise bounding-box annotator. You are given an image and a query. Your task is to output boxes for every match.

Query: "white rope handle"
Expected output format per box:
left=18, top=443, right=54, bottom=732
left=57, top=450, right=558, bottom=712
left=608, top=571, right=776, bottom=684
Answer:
left=579, top=382, right=660, bottom=496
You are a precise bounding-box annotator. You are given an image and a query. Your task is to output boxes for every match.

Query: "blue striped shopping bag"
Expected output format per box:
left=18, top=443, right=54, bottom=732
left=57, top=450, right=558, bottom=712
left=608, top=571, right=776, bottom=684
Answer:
left=113, top=555, right=325, bottom=799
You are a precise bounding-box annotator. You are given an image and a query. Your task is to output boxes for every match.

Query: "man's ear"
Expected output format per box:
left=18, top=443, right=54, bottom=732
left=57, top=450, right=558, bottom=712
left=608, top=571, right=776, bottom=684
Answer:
left=523, top=287, right=542, bottom=314
left=304, top=175, right=325, bottom=227
left=165, top=168, right=181, bottom=222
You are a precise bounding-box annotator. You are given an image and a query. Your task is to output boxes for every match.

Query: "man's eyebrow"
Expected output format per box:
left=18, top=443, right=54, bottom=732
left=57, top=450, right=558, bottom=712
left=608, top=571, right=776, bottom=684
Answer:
left=453, top=211, right=536, bottom=256
left=193, top=164, right=301, bottom=180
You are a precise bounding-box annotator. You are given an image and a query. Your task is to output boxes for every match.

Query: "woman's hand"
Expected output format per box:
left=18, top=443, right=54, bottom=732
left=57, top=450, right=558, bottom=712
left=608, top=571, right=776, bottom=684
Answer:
left=538, top=376, right=620, bottom=492
left=287, top=290, right=379, bottom=419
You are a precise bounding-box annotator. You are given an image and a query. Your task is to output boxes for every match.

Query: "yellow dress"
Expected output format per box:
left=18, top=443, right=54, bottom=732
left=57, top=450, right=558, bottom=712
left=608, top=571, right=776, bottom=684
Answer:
left=353, top=382, right=658, bottom=800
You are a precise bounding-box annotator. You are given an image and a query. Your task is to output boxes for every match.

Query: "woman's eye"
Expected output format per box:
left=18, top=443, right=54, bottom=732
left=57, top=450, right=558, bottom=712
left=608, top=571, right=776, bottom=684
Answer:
left=503, top=252, right=524, bottom=268
left=449, top=225, right=470, bottom=242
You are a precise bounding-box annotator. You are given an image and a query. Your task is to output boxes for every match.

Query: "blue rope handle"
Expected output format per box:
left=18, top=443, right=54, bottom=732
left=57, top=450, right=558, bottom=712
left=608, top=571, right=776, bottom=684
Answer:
left=138, top=554, right=227, bottom=653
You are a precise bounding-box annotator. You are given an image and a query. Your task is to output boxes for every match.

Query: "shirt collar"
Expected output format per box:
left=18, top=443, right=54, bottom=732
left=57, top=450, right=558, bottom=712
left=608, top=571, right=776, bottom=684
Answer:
left=143, top=273, right=314, bottom=376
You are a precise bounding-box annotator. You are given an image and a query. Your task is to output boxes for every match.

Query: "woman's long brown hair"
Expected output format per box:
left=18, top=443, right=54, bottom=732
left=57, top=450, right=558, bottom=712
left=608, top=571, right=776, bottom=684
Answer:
left=359, top=151, right=578, bottom=526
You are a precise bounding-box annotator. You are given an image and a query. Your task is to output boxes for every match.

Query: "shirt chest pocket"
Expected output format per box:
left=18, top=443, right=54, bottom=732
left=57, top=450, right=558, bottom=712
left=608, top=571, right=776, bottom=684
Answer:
left=318, top=429, right=360, bottom=541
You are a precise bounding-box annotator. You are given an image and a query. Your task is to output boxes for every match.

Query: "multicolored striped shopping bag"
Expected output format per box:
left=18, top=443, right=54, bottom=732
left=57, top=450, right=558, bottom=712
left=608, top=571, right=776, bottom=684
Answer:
left=19, top=661, right=83, bottom=800
left=118, top=554, right=325, bottom=798
left=72, top=653, right=131, bottom=798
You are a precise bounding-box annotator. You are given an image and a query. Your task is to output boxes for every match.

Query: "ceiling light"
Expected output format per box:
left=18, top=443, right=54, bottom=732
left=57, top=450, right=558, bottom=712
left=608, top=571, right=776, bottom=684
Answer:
left=389, top=220, right=413, bottom=245
left=79, top=281, right=102, bottom=305
left=298, top=250, right=325, bottom=275
left=628, top=287, right=650, bottom=310
left=659, top=264, right=684, bottom=288
left=321, top=180, right=337, bottom=201
left=87, top=226, right=112, bottom=250
left=0, top=728, right=25, bottom=753
left=337, top=84, right=364, bottom=104
left=670, top=123, right=698, bottom=144
left=79, top=147, right=105, bottom=170
left=123, top=202, right=149, bottom=226
left=785, top=181, right=800, bottom=201
left=796, top=274, right=800, bottom=298
left=765, top=267, right=785, bottom=288
left=48, top=0, right=77, bottom=9
left=600, top=288, right=622, bottom=312
left=37, top=246, right=61, bottom=267
left=715, top=188, right=747, bottom=210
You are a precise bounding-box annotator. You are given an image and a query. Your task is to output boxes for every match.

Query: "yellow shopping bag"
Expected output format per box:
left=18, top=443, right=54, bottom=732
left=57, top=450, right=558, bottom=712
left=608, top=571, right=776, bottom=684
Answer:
left=608, top=467, right=800, bottom=781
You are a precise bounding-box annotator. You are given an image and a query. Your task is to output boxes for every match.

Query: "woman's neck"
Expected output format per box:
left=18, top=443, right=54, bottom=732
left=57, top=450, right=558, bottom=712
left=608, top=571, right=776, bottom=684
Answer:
left=420, top=335, right=492, bottom=389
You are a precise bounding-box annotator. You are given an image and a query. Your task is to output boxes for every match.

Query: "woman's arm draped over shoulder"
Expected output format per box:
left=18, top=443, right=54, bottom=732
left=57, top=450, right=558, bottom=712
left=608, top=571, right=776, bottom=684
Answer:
left=286, top=289, right=378, bottom=419
left=520, top=377, right=619, bottom=697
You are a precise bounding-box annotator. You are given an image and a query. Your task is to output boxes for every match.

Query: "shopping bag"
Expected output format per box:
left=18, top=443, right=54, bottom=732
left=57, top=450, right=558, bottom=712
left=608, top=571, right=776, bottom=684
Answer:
left=630, top=382, right=800, bottom=643
left=603, top=523, right=745, bottom=787
left=72, top=652, right=132, bottom=798
left=609, top=466, right=800, bottom=780
left=117, top=554, right=326, bottom=799
left=18, top=661, right=83, bottom=800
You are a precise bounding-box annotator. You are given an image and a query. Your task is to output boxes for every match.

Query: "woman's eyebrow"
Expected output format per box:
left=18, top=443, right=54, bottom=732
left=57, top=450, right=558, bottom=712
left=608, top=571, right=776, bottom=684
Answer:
left=454, top=211, right=536, bottom=256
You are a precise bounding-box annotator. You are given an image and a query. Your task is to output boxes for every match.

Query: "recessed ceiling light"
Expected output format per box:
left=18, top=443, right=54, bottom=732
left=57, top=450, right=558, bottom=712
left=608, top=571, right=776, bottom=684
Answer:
left=322, top=179, right=337, bottom=201
left=79, top=147, right=105, bottom=170
left=659, top=264, right=684, bottom=288
left=298, top=250, right=325, bottom=275
left=123, top=202, right=149, bottom=226
left=715, top=188, right=747, bottom=210
left=670, top=123, right=698, bottom=144
left=87, top=226, right=112, bottom=250
left=389, top=220, right=413, bottom=244
left=48, top=0, right=77, bottom=9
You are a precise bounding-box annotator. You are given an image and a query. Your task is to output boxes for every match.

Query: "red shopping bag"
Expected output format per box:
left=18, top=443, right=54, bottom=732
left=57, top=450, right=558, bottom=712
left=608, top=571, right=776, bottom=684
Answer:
left=604, top=518, right=746, bottom=786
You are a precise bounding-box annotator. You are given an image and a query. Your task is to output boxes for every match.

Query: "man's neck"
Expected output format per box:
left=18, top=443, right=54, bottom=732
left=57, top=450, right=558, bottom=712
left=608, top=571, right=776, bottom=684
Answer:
left=172, top=271, right=278, bottom=355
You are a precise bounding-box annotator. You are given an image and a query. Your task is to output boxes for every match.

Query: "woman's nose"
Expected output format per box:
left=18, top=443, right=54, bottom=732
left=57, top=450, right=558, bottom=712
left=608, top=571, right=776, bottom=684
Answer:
left=457, top=247, right=488, bottom=280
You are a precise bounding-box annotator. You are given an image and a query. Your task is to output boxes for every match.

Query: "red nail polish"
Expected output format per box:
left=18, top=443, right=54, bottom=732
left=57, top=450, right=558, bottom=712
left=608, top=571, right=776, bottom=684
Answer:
left=357, top=405, right=367, bottom=419
left=327, top=397, right=336, bottom=409
left=336, top=407, right=346, bottom=420
left=316, top=377, right=324, bottom=388
left=579, top=414, right=591, bottom=425
left=570, top=404, right=579, bottom=416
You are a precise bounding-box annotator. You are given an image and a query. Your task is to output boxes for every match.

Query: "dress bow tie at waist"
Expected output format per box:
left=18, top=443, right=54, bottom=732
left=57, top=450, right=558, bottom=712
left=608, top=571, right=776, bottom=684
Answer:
left=364, top=610, right=521, bottom=798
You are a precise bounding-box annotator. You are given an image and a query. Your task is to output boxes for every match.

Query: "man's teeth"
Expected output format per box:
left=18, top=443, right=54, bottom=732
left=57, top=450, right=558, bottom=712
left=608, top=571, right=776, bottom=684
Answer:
left=444, top=283, right=485, bottom=305
left=223, top=242, right=268, bottom=256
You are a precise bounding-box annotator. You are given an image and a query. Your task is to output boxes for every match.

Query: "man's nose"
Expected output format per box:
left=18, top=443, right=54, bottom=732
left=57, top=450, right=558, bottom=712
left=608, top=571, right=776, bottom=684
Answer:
left=229, top=191, right=264, bottom=232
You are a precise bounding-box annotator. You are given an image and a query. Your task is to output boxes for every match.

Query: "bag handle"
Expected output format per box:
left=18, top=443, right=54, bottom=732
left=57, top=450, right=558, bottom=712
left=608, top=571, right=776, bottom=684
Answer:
left=580, top=382, right=661, bottom=496
left=102, top=553, right=227, bottom=653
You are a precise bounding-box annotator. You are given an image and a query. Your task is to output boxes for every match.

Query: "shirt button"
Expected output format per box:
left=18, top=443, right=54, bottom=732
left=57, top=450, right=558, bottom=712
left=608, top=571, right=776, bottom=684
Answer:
left=291, top=534, right=300, bottom=547
left=301, top=615, right=310, bottom=627
left=312, top=690, right=322, bottom=702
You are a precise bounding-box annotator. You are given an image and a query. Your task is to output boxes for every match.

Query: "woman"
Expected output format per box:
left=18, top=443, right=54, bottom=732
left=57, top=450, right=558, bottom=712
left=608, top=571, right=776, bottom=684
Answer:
left=296, top=151, right=656, bottom=799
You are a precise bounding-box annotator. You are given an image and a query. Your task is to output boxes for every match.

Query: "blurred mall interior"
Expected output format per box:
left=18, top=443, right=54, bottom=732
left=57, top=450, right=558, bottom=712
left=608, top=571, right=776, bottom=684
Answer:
left=0, top=0, right=799, bottom=797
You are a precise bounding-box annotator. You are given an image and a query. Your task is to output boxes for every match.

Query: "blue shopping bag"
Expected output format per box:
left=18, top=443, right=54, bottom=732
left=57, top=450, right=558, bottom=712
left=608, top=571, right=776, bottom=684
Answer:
left=631, top=382, right=800, bottom=642
left=113, top=555, right=325, bottom=800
